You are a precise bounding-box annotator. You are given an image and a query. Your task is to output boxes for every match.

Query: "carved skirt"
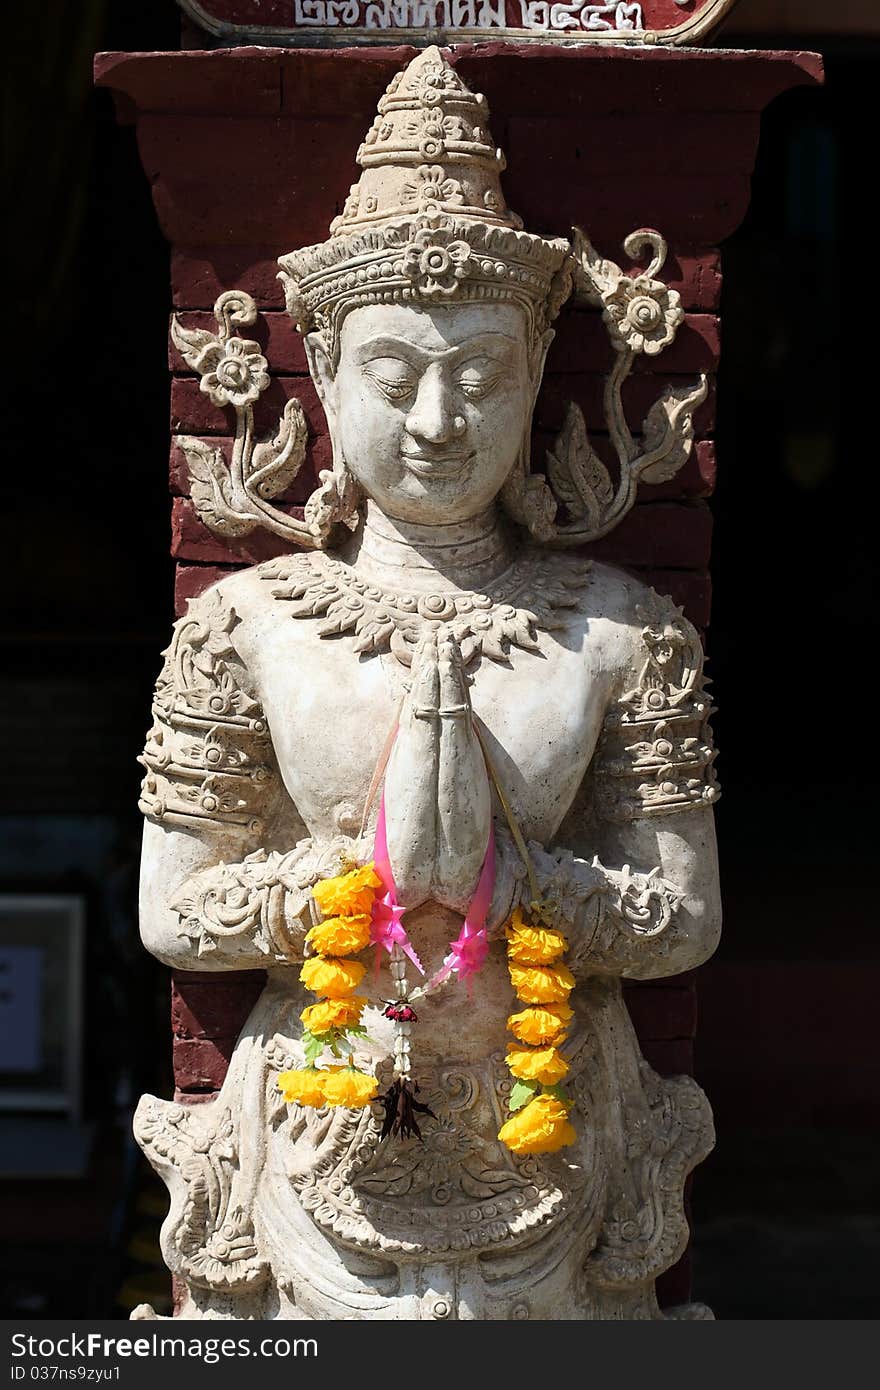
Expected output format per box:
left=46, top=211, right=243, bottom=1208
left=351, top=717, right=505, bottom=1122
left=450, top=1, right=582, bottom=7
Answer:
left=135, top=972, right=712, bottom=1320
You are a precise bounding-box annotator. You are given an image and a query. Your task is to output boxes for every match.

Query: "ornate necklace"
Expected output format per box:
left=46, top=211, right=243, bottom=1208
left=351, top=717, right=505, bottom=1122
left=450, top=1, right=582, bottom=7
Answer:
left=260, top=548, right=592, bottom=667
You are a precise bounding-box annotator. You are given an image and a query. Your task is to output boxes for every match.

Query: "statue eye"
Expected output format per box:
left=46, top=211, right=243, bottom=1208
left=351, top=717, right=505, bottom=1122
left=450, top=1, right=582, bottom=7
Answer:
left=456, top=359, right=504, bottom=400
left=362, top=358, right=417, bottom=401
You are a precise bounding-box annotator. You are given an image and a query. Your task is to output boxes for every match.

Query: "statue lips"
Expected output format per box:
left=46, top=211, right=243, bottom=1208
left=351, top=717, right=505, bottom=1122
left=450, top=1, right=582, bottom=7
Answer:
left=399, top=449, right=474, bottom=481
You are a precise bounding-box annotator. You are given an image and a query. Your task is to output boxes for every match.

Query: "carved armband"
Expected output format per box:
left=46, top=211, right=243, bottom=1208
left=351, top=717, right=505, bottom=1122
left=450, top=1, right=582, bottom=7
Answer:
left=171, top=848, right=309, bottom=962
left=523, top=842, right=685, bottom=978
left=168, top=836, right=361, bottom=963
left=138, top=590, right=276, bottom=834
left=594, top=592, right=720, bottom=823
left=570, top=863, right=686, bottom=977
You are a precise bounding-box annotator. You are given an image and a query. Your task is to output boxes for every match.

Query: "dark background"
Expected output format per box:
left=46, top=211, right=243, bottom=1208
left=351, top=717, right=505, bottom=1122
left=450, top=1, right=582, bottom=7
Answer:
left=2, top=0, right=877, bottom=1318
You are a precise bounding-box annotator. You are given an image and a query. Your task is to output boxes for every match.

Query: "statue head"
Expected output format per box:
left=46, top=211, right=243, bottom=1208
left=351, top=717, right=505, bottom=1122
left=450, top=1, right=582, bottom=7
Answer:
left=278, top=48, right=573, bottom=543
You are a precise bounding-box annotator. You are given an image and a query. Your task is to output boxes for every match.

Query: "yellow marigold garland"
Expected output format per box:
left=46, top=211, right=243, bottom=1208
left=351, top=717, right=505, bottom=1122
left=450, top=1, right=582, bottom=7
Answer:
left=276, top=860, right=382, bottom=1111
left=498, top=906, right=576, bottom=1155
left=276, top=828, right=582, bottom=1145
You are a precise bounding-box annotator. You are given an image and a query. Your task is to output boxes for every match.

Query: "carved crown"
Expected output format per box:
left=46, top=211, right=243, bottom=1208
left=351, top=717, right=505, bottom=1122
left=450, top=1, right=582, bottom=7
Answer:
left=277, top=47, right=572, bottom=358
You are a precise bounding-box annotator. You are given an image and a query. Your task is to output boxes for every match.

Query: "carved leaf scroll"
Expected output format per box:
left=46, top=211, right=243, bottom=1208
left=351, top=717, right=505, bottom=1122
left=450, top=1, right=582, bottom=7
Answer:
left=570, top=228, right=620, bottom=306
left=546, top=226, right=708, bottom=546
left=249, top=397, right=309, bottom=500
left=170, top=322, right=223, bottom=373
left=177, top=436, right=259, bottom=539
left=545, top=402, right=613, bottom=530
left=171, top=292, right=319, bottom=550
left=638, top=379, right=708, bottom=485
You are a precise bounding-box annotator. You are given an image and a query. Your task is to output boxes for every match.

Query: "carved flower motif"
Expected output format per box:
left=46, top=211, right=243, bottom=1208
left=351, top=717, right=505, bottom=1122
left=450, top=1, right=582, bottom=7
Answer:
left=416, top=67, right=459, bottom=106
left=402, top=223, right=472, bottom=298
left=188, top=776, right=246, bottom=816
left=417, top=114, right=466, bottom=160
left=401, top=165, right=466, bottom=213
left=200, top=338, right=269, bottom=409
left=602, top=275, right=683, bottom=356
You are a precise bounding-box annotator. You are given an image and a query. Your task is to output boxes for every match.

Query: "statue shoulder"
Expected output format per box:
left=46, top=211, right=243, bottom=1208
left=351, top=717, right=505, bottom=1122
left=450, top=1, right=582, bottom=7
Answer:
left=585, top=564, right=697, bottom=686
left=175, top=554, right=323, bottom=664
left=588, top=566, right=720, bottom=823
left=181, top=559, right=287, bottom=631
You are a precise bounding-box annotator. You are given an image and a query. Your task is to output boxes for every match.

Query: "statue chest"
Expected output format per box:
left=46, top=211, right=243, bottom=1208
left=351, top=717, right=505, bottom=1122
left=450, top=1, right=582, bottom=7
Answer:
left=247, top=615, right=611, bottom=846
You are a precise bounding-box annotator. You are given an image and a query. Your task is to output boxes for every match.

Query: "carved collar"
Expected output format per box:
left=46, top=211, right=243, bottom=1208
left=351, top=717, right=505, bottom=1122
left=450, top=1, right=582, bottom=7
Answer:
left=260, top=550, right=592, bottom=667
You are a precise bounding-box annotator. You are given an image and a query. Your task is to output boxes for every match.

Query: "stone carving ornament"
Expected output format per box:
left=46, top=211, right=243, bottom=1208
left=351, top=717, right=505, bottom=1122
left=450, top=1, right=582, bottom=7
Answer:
left=135, top=48, right=720, bottom=1321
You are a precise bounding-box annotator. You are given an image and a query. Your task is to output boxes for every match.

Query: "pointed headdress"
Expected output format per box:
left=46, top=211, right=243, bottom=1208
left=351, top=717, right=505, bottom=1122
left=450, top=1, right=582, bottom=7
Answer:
left=278, top=48, right=573, bottom=361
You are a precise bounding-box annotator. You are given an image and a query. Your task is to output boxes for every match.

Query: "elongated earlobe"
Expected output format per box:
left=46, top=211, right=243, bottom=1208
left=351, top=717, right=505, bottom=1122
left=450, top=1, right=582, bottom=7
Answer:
left=303, top=332, right=363, bottom=543
left=305, top=333, right=337, bottom=426
left=500, top=328, right=558, bottom=543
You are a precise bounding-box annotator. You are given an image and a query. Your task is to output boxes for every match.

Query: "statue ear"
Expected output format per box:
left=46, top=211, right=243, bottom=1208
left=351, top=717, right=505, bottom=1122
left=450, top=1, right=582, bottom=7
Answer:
left=304, top=333, right=338, bottom=426
left=529, top=328, right=555, bottom=395
left=499, top=327, right=558, bottom=544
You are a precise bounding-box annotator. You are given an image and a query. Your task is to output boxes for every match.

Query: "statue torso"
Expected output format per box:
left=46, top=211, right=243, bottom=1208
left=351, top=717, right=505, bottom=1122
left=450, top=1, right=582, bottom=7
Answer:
left=224, top=550, right=640, bottom=853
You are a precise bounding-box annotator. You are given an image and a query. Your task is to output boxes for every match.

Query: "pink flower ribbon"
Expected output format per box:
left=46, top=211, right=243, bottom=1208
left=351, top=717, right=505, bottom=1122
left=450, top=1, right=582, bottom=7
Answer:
left=370, top=793, right=425, bottom=976
left=428, top=822, right=494, bottom=991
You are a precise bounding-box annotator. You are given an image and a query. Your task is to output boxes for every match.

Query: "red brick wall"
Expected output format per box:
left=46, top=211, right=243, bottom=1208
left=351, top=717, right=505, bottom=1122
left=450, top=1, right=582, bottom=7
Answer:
left=96, top=41, right=821, bottom=1309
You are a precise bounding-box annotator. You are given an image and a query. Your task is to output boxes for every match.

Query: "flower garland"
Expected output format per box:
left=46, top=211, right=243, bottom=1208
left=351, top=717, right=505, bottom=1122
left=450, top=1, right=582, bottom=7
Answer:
left=496, top=906, right=577, bottom=1155
left=276, top=718, right=579, bottom=1156
left=276, top=860, right=381, bottom=1111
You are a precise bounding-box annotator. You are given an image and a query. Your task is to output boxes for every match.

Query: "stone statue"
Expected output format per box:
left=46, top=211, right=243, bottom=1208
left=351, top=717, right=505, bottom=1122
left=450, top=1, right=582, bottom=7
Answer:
left=133, top=48, right=720, bottom=1321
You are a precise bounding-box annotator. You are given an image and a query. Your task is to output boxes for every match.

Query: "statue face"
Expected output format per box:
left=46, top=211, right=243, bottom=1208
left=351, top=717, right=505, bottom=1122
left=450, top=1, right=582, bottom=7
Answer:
left=309, top=302, right=541, bottom=525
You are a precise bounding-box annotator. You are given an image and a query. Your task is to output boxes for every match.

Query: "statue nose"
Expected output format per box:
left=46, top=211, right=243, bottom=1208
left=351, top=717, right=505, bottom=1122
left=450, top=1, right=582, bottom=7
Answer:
left=405, top=366, right=466, bottom=448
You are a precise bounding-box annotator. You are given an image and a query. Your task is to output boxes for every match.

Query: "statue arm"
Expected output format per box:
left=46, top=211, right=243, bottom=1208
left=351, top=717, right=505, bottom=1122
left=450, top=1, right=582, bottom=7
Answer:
left=529, top=589, right=721, bottom=980
left=138, top=819, right=321, bottom=973
left=137, top=586, right=320, bottom=971
left=525, top=804, right=721, bottom=981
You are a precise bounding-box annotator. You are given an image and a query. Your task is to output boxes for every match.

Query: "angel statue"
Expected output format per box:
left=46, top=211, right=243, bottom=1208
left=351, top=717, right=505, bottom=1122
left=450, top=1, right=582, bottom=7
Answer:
left=133, top=47, right=720, bottom=1321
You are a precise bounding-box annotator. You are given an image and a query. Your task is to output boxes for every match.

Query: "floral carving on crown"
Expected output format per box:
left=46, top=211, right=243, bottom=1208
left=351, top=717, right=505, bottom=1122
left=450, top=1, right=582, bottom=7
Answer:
left=401, top=219, right=472, bottom=297
left=400, top=165, right=467, bottom=213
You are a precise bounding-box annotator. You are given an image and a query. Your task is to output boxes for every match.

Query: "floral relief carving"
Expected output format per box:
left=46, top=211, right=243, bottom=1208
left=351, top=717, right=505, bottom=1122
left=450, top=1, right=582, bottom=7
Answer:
left=401, top=164, right=467, bottom=212
left=275, top=1055, right=581, bottom=1256
left=169, top=846, right=316, bottom=961
left=401, top=220, right=473, bottom=296
left=178, top=226, right=704, bottom=555
left=520, top=840, right=685, bottom=978
left=172, top=292, right=317, bottom=547
left=601, top=271, right=683, bottom=357
left=584, top=1063, right=714, bottom=1290
left=200, top=335, right=270, bottom=409
left=134, top=1098, right=269, bottom=1293
left=544, top=228, right=707, bottom=546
